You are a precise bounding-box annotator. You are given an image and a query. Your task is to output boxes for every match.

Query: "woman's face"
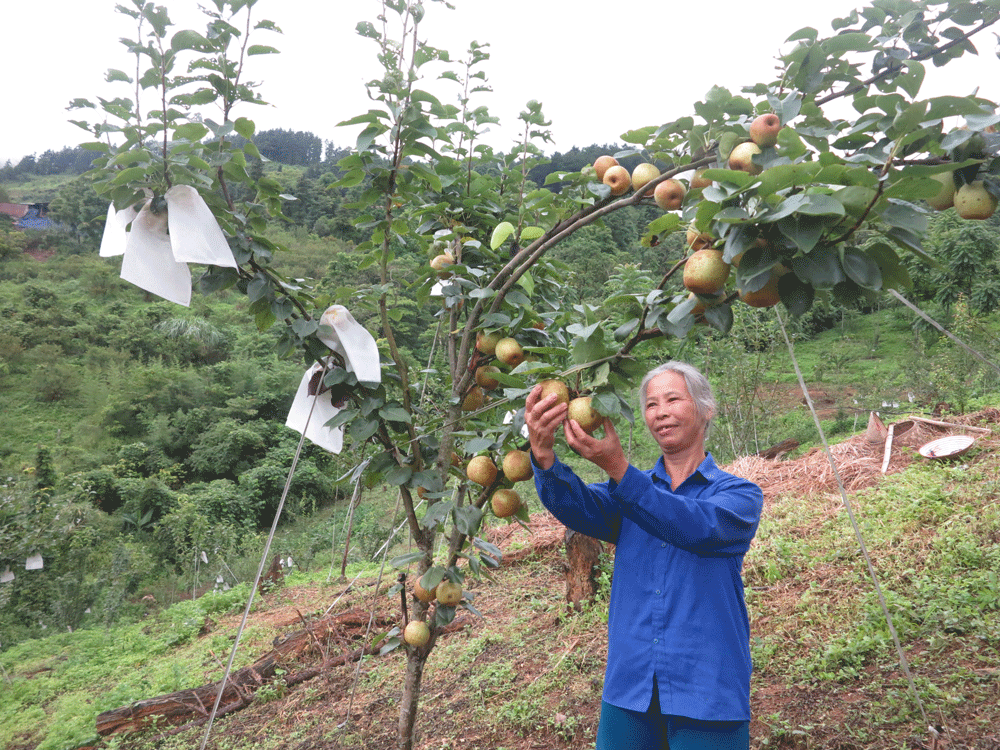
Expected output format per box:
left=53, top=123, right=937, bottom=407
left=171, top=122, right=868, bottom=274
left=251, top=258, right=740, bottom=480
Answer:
left=643, top=370, right=708, bottom=456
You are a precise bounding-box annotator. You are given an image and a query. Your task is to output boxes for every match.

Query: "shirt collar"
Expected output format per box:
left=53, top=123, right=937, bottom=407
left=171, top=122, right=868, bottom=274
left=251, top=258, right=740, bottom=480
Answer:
left=653, top=452, right=722, bottom=486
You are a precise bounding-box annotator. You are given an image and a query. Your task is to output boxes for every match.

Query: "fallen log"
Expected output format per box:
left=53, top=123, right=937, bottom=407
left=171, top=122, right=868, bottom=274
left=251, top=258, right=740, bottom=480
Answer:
left=96, top=608, right=392, bottom=737
left=95, top=608, right=472, bottom=737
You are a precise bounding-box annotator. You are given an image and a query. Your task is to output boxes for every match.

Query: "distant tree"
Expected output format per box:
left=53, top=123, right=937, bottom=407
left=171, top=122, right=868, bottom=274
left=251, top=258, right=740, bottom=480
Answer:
left=48, top=176, right=108, bottom=244
left=254, top=128, right=323, bottom=165
left=915, top=211, right=1000, bottom=314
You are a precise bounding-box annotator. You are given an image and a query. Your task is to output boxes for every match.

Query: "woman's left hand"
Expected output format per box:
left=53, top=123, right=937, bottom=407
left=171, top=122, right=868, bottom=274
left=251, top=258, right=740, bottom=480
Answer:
left=565, top=417, right=629, bottom=483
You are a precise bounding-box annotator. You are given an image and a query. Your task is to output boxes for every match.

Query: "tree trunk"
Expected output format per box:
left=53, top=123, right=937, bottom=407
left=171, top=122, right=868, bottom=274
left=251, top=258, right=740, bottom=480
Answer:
left=397, top=643, right=429, bottom=750
left=564, top=528, right=604, bottom=611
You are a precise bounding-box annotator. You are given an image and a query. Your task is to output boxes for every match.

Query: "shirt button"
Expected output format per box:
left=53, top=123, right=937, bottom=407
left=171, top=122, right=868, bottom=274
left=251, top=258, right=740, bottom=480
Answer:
left=653, top=638, right=659, bottom=644
left=661, top=543, right=666, bottom=548
left=655, top=590, right=661, bottom=595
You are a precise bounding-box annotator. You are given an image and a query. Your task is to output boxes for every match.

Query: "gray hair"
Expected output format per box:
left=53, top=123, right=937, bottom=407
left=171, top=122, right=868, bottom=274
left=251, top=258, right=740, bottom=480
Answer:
left=639, top=361, right=716, bottom=434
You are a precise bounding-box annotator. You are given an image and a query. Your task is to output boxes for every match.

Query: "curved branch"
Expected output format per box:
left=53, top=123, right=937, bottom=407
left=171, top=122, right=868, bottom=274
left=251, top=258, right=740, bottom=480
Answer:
left=814, top=13, right=1000, bottom=108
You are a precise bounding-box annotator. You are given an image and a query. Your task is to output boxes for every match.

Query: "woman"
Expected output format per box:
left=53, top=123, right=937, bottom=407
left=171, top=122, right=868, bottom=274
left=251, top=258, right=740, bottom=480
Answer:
left=526, top=361, right=763, bottom=750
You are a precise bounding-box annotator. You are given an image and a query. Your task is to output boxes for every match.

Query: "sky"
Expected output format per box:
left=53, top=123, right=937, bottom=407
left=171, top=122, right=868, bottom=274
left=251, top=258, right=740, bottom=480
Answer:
left=2, top=0, right=999, bottom=166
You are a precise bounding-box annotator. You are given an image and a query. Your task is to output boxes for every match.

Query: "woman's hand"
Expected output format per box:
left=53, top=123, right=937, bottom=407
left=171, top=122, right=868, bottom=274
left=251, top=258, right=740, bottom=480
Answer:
left=565, top=418, right=630, bottom=483
left=525, top=383, right=568, bottom=470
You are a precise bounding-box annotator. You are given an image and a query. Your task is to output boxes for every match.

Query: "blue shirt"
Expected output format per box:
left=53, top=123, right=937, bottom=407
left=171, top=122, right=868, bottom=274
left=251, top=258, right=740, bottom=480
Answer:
left=532, top=452, right=763, bottom=721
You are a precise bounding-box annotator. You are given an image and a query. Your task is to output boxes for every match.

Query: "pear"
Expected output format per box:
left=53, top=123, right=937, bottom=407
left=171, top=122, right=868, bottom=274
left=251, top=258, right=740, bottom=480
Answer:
left=653, top=179, right=686, bottom=210
left=475, top=365, right=501, bottom=390
left=502, top=449, right=533, bottom=482
left=631, top=163, right=660, bottom=194
left=403, top=620, right=431, bottom=647
left=593, top=155, right=619, bottom=181
left=926, top=171, right=957, bottom=211
left=413, top=578, right=438, bottom=603
left=462, top=385, right=486, bottom=411
left=430, top=252, right=454, bottom=277
left=749, top=113, right=782, bottom=147
left=954, top=181, right=998, bottom=220
left=467, top=455, right=498, bottom=486
left=686, top=224, right=713, bottom=251
left=728, top=142, right=762, bottom=174
left=495, top=337, right=525, bottom=368
left=567, top=396, right=602, bottom=434
left=739, top=272, right=781, bottom=308
left=490, top=488, right=522, bottom=518
left=436, top=580, right=463, bottom=606
left=683, top=249, right=731, bottom=296
left=537, top=379, right=570, bottom=407
left=476, top=331, right=501, bottom=355
left=690, top=168, right=712, bottom=190
left=603, top=165, right=631, bottom=196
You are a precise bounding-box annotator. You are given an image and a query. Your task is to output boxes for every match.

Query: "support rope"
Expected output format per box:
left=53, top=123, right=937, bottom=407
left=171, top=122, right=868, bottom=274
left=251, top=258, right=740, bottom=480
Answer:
left=775, top=308, right=929, bottom=727
left=197, top=358, right=329, bottom=750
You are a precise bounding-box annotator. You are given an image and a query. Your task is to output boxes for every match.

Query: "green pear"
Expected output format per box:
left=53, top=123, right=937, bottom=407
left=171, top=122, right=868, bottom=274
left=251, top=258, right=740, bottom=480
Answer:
left=403, top=620, right=430, bottom=647
left=567, top=396, right=602, bottom=434
left=954, top=181, right=998, bottom=220
left=728, top=142, right=762, bottom=174
left=926, top=172, right=957, bottom=211
left=436, top=580, right=463, bottom=605
left=538, top=379, right=570, bottom=407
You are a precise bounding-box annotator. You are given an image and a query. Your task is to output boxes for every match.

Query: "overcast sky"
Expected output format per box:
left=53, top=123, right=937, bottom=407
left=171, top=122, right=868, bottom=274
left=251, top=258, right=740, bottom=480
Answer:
left=2, top=0, right=999, bottom=166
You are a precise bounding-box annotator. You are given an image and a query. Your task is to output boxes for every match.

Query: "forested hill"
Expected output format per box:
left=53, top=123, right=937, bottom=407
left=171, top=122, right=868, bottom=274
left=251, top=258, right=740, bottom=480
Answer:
left=2, top=129, right=640, bottom=194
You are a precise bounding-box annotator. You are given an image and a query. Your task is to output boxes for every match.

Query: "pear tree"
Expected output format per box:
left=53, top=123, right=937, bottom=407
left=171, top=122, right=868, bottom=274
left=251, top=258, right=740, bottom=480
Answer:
left=74, top=1, right=1000, bottom=749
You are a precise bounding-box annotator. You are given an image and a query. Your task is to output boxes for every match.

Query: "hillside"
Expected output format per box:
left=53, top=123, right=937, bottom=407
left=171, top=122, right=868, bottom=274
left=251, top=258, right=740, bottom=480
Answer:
left=3, top=408, right=998, bottom=750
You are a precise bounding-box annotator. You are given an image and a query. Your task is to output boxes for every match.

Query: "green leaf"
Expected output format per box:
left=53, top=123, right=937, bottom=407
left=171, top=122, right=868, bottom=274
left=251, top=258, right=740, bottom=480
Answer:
left=105, top=68, right=132, bottom=84
left=757, top=162, right=821, bottom=195
left=867, top=241, right=912, bottom=291
left=778, top=274, right=815, bottom=316
left=174, top=122, right=209, bottom=141
left=247, top=45, right=280, bottom=55
left=422, top=502, right=453, bottom=530
left=789, top=245, right=845, bottom=290
left=520, top=226, right=545, bottom=242
left=420, top=567, right=447, bottom=590
left=880, top=201, right=927, bottom=234
left=171, top=29, right=212, bottom=52
left=645, top=213, right=681, bottom=235
left=379, top=406, right=412, bottom=423
left=840, top=247, right=882, bottom=290
left=517, top=271, right=535, bottom=298
left=385, top=464, right=413, bottom=486
left=454, top=506, right=483, bottom=536
left=822, top=32, right=871, bottom=55
left=234, top=117, right=255, bottom=139
left=349, top=416, right=379, bottom=441
left=776, top=214, right=825, bottom=253
left=491, top=221, right=515, bottom=250
left=702, top=303, right=733, bottom=334
left=391, top=551, right=425, bottom=568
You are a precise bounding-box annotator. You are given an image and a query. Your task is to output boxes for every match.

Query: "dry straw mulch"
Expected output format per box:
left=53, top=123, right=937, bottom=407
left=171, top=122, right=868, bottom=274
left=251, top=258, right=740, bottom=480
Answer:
left=730, top=407, right=998, bottom=503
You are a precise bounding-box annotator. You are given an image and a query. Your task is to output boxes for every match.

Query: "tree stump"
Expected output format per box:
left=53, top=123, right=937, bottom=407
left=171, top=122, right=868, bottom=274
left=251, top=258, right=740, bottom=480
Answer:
left=564, top=529, right=603, bottom=611
left=259, top=553, right=284, bottom=593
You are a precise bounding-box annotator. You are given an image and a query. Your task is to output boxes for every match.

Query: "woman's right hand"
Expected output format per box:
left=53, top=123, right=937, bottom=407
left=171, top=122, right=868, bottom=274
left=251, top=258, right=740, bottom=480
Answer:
left=525, top=383, right=569, bottom=470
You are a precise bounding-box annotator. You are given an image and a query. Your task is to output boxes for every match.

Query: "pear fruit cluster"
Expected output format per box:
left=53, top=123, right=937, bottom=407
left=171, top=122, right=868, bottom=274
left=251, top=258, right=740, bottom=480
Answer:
left=590, top=155, right=689, bottom=211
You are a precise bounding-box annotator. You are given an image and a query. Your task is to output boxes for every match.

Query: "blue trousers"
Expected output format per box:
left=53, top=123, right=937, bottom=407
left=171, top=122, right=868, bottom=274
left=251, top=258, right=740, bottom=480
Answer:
left=595, top=682, right=749, bottom=750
